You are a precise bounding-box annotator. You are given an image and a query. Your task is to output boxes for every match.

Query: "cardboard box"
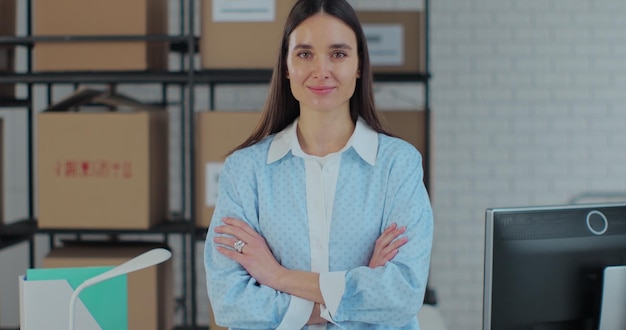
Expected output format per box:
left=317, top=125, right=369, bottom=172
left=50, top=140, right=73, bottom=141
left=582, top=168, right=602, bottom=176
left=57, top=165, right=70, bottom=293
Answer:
left=200, top=0, right=296, bottom=69
left=379, top=110, right=427, bottom=155
left=357, top=11, right=425, bottom=73
left=0, top=0, right=16, bottom=98
left=38, top=242, right=173, bottom=330
left=37, top=89, right=169, bottom=229
left=33, top=0, right=168, bottom=71
left=195, top=111, right=262, bottom=228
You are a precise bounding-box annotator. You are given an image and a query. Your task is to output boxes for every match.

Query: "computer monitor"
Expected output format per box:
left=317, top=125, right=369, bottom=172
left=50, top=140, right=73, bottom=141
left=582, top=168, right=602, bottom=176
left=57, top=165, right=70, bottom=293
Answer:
left=483, top=203, right=626, bottom=330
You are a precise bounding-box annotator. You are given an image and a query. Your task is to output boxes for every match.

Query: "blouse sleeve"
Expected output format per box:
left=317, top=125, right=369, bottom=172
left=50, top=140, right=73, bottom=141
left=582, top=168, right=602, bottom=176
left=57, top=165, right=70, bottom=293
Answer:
left=204, top=154, right=312, bottom=329
left=320, top=146, right=434, bottom=328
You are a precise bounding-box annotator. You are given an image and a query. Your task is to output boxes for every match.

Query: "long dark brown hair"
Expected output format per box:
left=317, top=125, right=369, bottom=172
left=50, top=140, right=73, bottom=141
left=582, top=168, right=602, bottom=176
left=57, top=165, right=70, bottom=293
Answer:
left=231, top=0, right=391, bottom=153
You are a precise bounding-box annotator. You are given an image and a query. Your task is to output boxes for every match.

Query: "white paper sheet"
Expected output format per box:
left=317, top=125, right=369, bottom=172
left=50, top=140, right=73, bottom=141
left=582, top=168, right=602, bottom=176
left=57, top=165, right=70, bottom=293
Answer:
left=19, top=277, right=101, bottom=330
left=599, top=265, right=626, bottom=330
left=213, top=0, right=275, bottom=22
left=362, top=24, right=404, bottom=66
left=205, top=162, right=225, bottom=207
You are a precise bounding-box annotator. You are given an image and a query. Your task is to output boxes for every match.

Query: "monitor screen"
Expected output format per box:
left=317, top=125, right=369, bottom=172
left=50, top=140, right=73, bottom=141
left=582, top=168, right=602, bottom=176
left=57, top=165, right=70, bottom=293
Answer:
left=483, top=203, right=626, bottom=330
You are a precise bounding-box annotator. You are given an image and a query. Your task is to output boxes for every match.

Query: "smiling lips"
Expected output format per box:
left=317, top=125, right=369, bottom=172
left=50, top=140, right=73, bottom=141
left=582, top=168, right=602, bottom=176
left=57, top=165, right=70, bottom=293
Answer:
left=308, top=86, right=335, bottom=95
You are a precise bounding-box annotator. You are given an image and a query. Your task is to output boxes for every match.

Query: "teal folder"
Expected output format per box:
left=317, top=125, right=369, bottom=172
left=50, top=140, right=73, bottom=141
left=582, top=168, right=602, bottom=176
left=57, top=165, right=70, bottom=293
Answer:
left=26, top=266, right=128, bottom=330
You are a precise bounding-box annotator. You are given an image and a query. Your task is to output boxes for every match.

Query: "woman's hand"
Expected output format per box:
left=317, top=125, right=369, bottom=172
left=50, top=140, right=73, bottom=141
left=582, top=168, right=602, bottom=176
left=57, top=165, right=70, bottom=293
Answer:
left=368, top=223, right=408, bottom=268
left=213, top=217, right=285, bottom=288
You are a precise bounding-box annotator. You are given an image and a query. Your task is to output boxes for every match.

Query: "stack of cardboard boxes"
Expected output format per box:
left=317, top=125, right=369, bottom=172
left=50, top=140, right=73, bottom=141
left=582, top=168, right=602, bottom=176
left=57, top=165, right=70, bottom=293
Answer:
left=29, top=89, right=171, bottom=329
left=10, top=0, right=174, bottom=327
left=20, top=0, right=173, bottom=326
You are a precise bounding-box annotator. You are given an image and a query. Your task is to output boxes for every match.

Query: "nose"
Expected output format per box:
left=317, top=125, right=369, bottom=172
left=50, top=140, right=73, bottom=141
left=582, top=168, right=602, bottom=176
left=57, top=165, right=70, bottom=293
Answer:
left=312, top=56, right=330, bottom=79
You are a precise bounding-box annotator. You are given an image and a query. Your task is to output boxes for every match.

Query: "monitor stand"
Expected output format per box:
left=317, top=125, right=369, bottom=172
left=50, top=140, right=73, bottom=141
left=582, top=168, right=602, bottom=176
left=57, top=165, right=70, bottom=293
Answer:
left=598, top=265, right=626, bottom=330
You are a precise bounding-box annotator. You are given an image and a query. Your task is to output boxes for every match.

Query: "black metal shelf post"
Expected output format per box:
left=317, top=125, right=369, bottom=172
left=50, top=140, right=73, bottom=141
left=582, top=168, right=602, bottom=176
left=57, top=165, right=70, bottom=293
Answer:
left=186, top=0, right=198, bottom=327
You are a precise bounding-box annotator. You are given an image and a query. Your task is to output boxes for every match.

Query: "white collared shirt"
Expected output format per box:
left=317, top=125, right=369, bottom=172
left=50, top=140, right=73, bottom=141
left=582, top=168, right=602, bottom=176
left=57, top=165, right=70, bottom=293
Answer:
left=269, top=119, right=377, bottom=329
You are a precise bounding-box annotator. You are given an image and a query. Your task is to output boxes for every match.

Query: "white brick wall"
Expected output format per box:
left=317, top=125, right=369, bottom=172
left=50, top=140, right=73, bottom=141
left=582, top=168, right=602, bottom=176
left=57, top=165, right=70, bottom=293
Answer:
left=3, top=0, right=626, bottom=328
left=431, top=0, right=626, bottom=329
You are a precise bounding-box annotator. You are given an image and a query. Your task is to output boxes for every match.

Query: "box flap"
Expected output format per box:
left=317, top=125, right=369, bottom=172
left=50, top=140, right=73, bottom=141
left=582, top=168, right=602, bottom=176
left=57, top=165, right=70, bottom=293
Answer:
left=44, top=88, right=162, bottom=113
left=45, top=89, right=105, bottom=112
left=53, top=241, right=169, bottom=259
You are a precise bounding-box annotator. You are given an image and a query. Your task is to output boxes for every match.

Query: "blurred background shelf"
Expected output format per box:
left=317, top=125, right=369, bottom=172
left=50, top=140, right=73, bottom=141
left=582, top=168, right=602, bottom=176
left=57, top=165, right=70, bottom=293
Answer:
left=0, top=97, right=31, bottom=107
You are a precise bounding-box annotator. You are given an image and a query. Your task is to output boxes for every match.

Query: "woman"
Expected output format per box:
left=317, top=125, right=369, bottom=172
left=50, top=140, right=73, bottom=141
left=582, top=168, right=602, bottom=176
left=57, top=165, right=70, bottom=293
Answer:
left=204, top=0, right=433, bottom=329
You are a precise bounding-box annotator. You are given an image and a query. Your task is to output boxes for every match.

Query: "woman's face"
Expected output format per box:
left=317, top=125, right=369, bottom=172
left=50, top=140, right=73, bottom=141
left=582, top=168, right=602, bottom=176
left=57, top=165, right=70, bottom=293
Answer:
left=286, top=13, right=360, bottom=115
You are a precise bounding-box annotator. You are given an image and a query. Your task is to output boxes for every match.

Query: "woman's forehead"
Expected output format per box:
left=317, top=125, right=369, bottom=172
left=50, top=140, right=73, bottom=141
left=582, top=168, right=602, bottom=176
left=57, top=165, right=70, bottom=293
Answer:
left=288, top=13, right=357, bottom=49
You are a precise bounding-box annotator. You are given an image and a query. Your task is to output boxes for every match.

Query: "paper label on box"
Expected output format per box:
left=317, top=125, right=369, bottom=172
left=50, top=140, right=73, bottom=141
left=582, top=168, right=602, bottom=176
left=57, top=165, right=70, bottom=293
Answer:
left=362, top=24, right=404, bottom=66
left=206, top=162, right=225, bottom=207
left=213, top=0, right=276, bottom=22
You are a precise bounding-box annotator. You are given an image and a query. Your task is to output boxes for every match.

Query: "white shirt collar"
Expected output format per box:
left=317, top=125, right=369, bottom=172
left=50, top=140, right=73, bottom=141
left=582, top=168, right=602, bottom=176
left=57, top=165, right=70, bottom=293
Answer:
left=267, top=117, right=378, bottom=166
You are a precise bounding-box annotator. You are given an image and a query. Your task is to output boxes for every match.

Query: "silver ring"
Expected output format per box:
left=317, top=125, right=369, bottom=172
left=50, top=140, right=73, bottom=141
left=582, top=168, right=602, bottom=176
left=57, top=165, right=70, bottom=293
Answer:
left=234, top=240, right=246, bottom=253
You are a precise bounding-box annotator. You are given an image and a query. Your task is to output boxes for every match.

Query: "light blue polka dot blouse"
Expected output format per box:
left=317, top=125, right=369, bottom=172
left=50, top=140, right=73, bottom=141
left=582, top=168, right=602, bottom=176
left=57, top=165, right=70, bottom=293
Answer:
left=205, top=118, right=433, bottom=330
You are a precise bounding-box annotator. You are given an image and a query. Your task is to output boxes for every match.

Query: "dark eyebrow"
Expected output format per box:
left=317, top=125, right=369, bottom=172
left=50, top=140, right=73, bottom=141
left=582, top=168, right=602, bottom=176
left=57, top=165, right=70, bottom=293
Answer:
left=293, top=44, right=313, bottom=50
left=292, top=43, right=353, bottom=50
left=329, top=43, right=353, bottom=50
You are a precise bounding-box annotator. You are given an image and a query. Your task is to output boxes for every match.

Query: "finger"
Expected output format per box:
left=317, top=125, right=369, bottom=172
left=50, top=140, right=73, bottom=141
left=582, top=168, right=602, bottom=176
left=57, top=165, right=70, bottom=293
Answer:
left=214, top=223, right=244, bottom=237
left=375, top=224, right=397, bottom=247
left=214, top=222, right=254, bottom=243
left=371, top=248, right=399, bottom=268
left=381, top=249, right=400, bottom=263
left=391, top=236, right=409, bottom=249
left=216, top=245, right=245, bottom=262
left=376, top=225, right=406, bottom=248
left=383, top=223, right=397, bottom=234
left=378, top=236, right=408, bottom=258
left=213, top=236, right=239, bottom=250
left=222, top=217, right=259, bottom=239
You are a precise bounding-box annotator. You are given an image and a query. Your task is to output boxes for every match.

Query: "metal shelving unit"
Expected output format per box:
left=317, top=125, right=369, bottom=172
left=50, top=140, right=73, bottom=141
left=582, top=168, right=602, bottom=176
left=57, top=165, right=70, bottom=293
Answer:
left=0, top=0, right=200, bottom=328
left=0, top=0, right=431, bottom=328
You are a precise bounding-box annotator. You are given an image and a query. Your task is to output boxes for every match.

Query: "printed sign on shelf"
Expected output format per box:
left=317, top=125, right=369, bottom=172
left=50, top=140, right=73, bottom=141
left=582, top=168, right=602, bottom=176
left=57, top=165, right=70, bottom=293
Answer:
left=213, top=0, right=275, bottom=22
left=362, top=24, right=404, bottom=66
left=205, top=162, right=225, bottom=208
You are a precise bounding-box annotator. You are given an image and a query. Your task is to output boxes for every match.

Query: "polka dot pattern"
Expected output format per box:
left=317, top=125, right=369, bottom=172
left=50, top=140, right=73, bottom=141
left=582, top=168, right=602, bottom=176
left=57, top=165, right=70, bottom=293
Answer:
left=205, top=133, right=433, bottom=330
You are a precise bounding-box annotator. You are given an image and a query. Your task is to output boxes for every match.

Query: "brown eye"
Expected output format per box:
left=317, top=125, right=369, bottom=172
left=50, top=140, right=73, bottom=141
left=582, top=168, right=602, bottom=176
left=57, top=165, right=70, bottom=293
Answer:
left=298, top=52, right=312, bottom=59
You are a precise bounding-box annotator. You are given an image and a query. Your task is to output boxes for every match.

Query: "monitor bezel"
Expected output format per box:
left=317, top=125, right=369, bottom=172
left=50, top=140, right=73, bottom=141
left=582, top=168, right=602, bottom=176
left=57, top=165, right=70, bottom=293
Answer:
left=482, top=202, right=626, bottom=330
